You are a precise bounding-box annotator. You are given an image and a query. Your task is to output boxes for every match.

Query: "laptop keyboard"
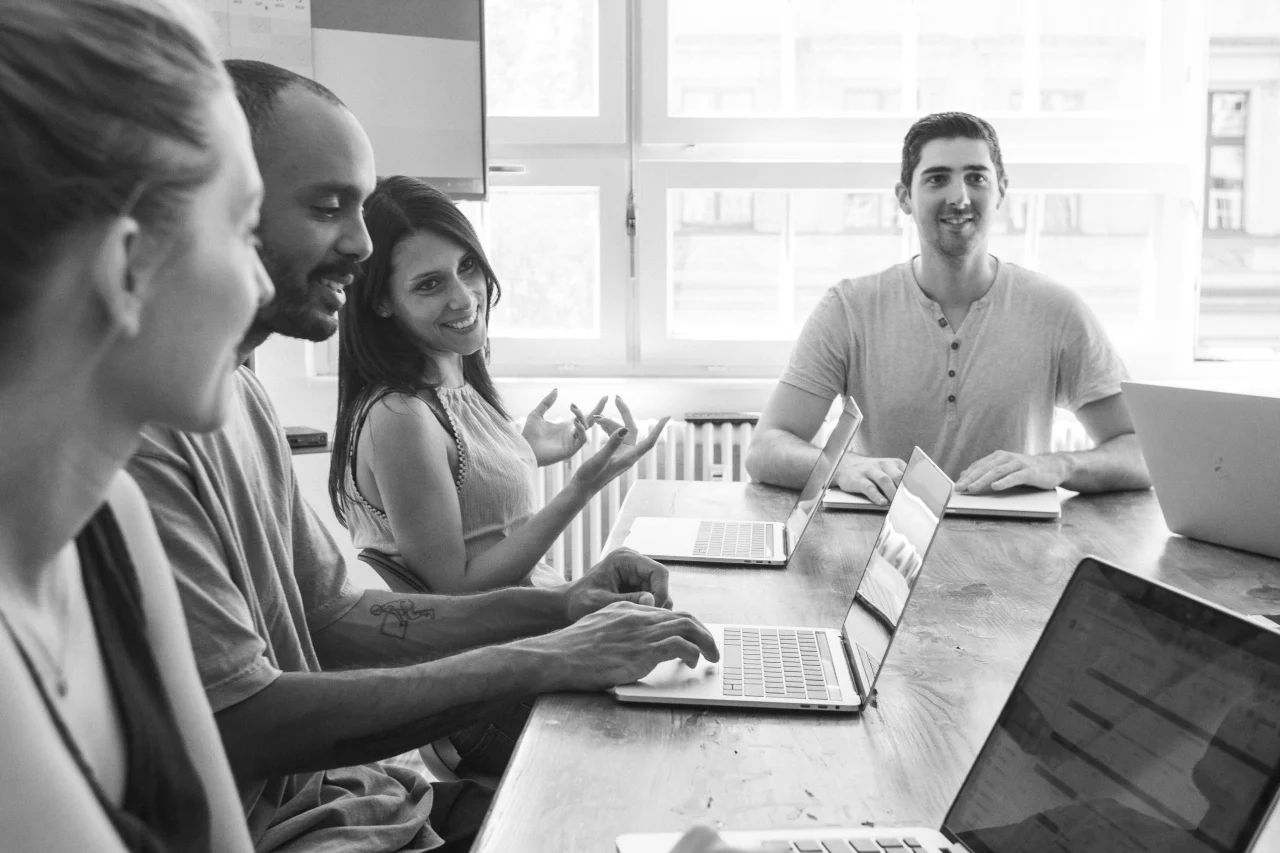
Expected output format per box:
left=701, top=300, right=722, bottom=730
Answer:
left=765, top=837, right=949, bottom=853
left=721, top=627, right=843, bottom=701
left=693, top=520, right=770, bottom=560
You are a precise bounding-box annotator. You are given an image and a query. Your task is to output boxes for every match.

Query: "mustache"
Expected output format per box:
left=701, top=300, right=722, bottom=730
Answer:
left=310, top=259, right=364, bottom=281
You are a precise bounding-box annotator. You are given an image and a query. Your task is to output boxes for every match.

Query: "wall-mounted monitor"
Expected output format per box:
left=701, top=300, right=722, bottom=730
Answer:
left=312, top=0, right=487, bottom=200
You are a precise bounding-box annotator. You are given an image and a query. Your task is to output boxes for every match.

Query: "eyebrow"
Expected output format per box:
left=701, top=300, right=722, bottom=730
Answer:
left=920, top=165, right=992, bottom=176
left=302, top=182, right=364, bottom=202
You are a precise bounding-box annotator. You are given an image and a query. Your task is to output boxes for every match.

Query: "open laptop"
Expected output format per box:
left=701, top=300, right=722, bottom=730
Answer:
left=621, top=400, right=863, bottom=567
left=618, top=556, right=1280, bottom=853
left=1123, top=381, right=1280, bottom=559
left=612, top=447, right=952, bottom=713
left=824, top=484, right=1062, bottom=519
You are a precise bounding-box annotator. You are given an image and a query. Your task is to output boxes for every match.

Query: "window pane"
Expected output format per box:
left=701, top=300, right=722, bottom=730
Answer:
left=485, top=0, right=597, bottom=116
left=917, top=0, right=1025, bottom=114
left=482, top=189, right=600, bottom=337
left=1035, top=193, right=1156, bottom=340
left=988, top=193, right=1032, bottom=267
left=1210, top=92, right=1249, bottom=137
left=793, top=191, right=906, bottom=321
left=669, top=190, right=785, bottom=338
left=1201, top=10, right=1280, bottom=355
left=793, top=1, right=905, bottom=114
left=1038, top=0, right=1155, bottom=113
left=669, top=0, right=781, bottom=116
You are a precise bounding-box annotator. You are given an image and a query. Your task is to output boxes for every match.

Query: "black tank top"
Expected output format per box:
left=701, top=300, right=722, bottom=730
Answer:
left=2, top=505, right=212, bottom=852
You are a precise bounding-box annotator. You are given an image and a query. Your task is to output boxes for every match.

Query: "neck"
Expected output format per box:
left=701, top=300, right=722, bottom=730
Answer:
left=0, top=369, right=141, bottom=603
left=427, top=352, right=466, bottom=390
left=913, top=249, right=998, bottom=306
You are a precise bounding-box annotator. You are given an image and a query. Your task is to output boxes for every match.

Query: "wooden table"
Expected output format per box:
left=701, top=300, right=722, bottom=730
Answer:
left=472, top=481, right=1280, bottom=853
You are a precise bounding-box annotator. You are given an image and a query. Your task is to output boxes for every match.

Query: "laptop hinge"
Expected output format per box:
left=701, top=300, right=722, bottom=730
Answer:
left=842, top=635, right=866, bottom=703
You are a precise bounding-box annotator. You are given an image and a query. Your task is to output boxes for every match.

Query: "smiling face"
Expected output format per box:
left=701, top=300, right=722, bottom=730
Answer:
left=897, top=136, right=1005, bottom=261
left=249, top=86, right=377, bottom=343
left=381, top=229, right=490, bottom=376
left=110, top=85, right=273, bottom=431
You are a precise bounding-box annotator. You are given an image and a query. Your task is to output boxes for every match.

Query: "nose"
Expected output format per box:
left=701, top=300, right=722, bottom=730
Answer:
left=252, top=252, right=275, bottom=308
left=446, top=275, right=477, bottom=310
left=946, top=181, right=971, bottom=208
left=336, top=210, right=373, bottom=263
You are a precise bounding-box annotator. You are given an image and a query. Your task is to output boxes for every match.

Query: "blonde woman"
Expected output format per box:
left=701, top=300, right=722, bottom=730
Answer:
left=0, top=0, right=271, bottom=849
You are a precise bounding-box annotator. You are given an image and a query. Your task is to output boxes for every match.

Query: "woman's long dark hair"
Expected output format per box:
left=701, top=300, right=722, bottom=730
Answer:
left=328, top=175, right=505, bottom=525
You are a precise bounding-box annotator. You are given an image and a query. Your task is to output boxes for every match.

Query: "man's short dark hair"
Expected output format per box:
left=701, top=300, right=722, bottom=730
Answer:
left=223, top=59, right=345, bottom=140
left=899, top=111, right=1007, bottom=193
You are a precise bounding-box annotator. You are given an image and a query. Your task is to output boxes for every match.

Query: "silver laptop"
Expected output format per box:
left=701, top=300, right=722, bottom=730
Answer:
left=622, top=400, right=863, bottom=567
left=1123, top=381, right=1280, bottom=559
left=618, top=556, right=1280, bottom=853
left=824, top=484, right=1061, bottom=519
left=611, top=447, right=952, bottom=713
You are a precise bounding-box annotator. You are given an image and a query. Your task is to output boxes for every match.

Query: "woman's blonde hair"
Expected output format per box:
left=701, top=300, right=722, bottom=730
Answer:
left=0, top=0, right=226, bottom=312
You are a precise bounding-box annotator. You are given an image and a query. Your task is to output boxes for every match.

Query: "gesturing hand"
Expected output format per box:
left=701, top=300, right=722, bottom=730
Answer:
left=528, top=601, right=719, bottom=692
left=954, top=450, right=1067, bottom=494
left=563, top=547, right=674, bottom=621
left=833, top=455, right=907, bottom=506
left=522, top=389, right=608, bottom=466
left=570, top=397, right=669, bottom=495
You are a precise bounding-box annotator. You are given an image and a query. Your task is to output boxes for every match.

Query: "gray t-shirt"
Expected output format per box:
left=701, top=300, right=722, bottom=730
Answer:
left=779, top=260, right=1127, bottom=480
left=128, top=367, right=442, bottom=852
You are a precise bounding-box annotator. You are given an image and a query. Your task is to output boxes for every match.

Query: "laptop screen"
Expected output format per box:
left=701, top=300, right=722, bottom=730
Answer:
left=841, top=447, right=952, bottom=694
left=782, top=399, right=864, bottom=548
left=943, top=558, right=1280, bottom=853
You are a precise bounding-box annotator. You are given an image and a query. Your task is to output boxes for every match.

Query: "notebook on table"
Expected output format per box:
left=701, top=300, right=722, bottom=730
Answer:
left=824, top=485, right=1062, bottom=520
left=611, top=447, right=953, bottom=713
left=1123, top=381, right=1280, bottom=559
left=617, top=556, right=1280, bottom=853
left=621, top=400, right=863, bottom=567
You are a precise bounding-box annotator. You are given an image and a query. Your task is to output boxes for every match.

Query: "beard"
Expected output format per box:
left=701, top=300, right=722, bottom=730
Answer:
left=251, top=243, right=361, bottom=343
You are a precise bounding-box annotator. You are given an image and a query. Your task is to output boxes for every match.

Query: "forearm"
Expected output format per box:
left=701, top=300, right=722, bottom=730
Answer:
left=312, top=585, right=570, bottom=670
left=404, top=482, right=590, bottom=594
left=1054, top=433, right=1151, bottom=493
left=217, top=641, right=560, bottom=782
left=745, top=428, right=824, bottom=489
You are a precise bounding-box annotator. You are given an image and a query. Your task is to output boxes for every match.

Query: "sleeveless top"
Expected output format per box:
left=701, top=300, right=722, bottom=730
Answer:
left=0, top=505, right=212, bottom=852
left=344, top=384, right=564, bottom=589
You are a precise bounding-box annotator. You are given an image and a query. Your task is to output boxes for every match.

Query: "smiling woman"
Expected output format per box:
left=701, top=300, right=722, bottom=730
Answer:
left=0, top=0, right=267, bottom=850
left=328, top=175, right=667, bottom=600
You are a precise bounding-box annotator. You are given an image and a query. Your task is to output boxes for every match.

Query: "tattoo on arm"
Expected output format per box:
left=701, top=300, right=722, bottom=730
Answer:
left=370, top=599, right=436, bottom=639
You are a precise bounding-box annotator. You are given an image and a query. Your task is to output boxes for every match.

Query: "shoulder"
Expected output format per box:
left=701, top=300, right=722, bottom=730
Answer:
left=1000, top=263, right=1090, bottom=313
left=103, top=471, right=170, bottom=598
left=831, top=263, right=911, bottom=302
left=366, top=391, right=451, bottom=443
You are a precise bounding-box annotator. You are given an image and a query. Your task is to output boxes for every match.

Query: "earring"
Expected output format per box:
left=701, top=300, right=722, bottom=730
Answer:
left=377, top=308, right=391, bottom=318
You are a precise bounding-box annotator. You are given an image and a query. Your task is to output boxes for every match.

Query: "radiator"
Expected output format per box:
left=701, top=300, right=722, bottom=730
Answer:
left=533, top=418, right=753, bottom=580
left=533, top=411, right=1091, bottom=580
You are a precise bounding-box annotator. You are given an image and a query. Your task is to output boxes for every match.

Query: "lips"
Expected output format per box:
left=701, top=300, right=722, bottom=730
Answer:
left=443, top=311, right=479, bottom=332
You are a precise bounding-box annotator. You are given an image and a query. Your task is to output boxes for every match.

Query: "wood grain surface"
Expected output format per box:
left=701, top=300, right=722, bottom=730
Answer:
left=472, top=481, right=1280, bottom=853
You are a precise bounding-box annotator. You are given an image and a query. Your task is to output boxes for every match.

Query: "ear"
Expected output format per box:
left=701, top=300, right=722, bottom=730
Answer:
left=996, top=177, right=1009, bottom=208
left=91, top=216, right=147, bottom=339
left=894, top=182, right=912, bottom=215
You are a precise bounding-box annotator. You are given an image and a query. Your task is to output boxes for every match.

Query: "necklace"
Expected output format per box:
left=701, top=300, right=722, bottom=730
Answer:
left=0, top=566, right=73, bottom=698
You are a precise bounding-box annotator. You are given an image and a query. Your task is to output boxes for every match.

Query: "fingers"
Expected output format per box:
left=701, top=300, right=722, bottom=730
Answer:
left=963, top=462, right=1019, bottom=495
left=605, top=546, right=672, bottom=609
left=587, top=395, right=608, bottom=421
left=656, top=635, right=712, bottom=670
left=594, top=416, right=623, bottom=434
left=865, top=466, right=898, bottom=504
left=670, top=826, right=726, bottom=853
left=531, top=388, right=557, bottom=417
left=615, top=395, right=638, bottom=433
left=636, top=416, right=670, bottom=453
left=990, top=468, right=1032, bottom=492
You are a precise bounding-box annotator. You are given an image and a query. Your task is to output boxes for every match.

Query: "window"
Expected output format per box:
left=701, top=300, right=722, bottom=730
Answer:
left=306, top=0, right=1272, bottom=379
left=1197, top=1, right=1280, bottom=359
